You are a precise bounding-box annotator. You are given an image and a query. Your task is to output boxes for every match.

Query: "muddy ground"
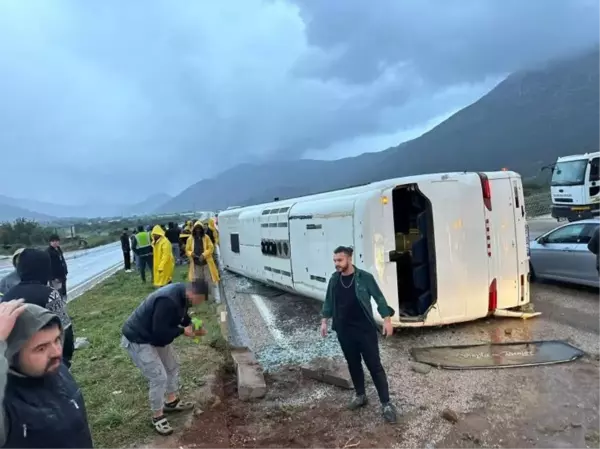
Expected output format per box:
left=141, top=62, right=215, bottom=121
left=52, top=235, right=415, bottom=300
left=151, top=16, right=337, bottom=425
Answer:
left=144, top=275, right=599, bottom=448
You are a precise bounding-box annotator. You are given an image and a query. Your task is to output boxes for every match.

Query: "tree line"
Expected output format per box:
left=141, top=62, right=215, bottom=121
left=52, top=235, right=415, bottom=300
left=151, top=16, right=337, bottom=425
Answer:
left=0, top=218, right=57, bottom=249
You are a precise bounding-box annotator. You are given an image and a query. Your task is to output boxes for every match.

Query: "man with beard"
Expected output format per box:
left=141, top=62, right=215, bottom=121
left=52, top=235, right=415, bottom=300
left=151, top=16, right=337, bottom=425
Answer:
left=2, top=249, right=75, bottom=368
left=0, top=300, right=93, bottom=448
left=320, top=246, right=398, bottom=424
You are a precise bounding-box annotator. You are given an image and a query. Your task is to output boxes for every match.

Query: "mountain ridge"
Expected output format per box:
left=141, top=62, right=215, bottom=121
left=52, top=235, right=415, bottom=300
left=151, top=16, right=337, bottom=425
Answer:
left=157, top=47, right=599, bottom=213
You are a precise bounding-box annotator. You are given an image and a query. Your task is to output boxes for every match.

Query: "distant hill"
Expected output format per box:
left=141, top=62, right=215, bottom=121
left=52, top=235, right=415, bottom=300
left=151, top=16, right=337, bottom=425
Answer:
left=159, top=48, right=599, bottom=212
left=124, top=193, right=172, bottom=216
left=0, top=194, right=128, bottom=219
left=0, top=201, right=56, bottom=223
left=0, top=192, right=173, bottom=220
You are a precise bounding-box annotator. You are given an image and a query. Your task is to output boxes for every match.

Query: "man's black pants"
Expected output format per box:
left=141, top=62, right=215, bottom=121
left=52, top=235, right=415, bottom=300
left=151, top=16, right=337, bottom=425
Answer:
left=336, top=326, right=390, bottom=404
left=137, top=255, right=153, bottom=282
left=123, top=250, right=131, bottom=270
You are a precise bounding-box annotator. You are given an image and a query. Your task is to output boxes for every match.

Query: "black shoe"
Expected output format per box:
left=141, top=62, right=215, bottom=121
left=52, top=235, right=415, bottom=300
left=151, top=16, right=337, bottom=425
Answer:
left=382, top=402, right=397, bottom=424
left=348, top=394, right=368, bottom=410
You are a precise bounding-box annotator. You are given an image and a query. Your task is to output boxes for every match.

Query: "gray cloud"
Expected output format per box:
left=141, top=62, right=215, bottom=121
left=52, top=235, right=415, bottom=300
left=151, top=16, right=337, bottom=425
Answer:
left=0, top=0, right=597, bottom=205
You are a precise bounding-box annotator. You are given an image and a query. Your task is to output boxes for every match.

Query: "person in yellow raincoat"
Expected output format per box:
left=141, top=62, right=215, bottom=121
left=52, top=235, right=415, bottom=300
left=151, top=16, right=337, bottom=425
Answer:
left=207, top=217, right=219, bottom=246
left=151, top=225, right=175, bottom=287
left=185, top=221, right=220, bottom=286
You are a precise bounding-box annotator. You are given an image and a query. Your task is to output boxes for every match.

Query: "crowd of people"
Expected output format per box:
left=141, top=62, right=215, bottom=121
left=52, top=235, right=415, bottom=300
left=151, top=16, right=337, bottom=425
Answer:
left=0, top=217, right=222, bottom=446
left=119, top=218, right=221, bottom=291
left=0, top=213, right=405, bottom=447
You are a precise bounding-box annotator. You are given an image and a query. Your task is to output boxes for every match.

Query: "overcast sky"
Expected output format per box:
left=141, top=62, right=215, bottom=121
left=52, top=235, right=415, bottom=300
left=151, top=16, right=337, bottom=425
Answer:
left=0, top=0, right=598, bottom=206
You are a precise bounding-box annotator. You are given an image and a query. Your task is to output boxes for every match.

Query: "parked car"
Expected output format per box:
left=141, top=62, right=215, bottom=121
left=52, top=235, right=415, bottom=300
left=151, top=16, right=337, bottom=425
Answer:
left=529, top=218, right=599, bottom=288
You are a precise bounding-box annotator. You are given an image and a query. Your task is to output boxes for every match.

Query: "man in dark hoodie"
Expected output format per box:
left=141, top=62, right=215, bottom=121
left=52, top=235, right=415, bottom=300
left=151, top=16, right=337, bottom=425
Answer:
left=0, top=300, right=93, bottom=448
left=121, top=280, right=208, bottom=436
left=120, top=228, right=132, bottom=272
left=47, top=235, right=68, bottom=298
left=0, top=248, right=24, bottom=297
left=2, top=249, right=75, bottom=368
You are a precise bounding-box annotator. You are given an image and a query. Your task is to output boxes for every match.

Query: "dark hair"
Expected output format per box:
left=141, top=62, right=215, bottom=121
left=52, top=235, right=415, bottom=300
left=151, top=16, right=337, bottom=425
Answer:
left=137, top=225, right=144, bottom=232
left=48, top=234, right=60, bottom=242
left=189, top=279, right=208, bottom=295
left=123, top=227, right=129, bottom=232
left=168, top=222, right=174, bottom=229
left=333, top=246, right=353, bottom=257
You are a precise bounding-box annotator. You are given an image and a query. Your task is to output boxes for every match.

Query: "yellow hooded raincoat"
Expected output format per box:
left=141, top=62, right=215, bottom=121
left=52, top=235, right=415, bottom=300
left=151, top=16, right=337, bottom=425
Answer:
left=151, top=225, right=175, bottom=287
left=207, top=217, right=220, bottom=246
left=185, top=221, right=220, bottom=283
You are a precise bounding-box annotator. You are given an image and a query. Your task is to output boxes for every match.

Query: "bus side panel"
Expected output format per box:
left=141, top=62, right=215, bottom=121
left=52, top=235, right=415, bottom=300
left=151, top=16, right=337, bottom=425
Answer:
left=417, top=175, right=489, bottom=323
left=511, top=176, right=531, bottom=305
left=289, top=197, right=356, bottom=300
left=488, top=177, right=519, bottom=309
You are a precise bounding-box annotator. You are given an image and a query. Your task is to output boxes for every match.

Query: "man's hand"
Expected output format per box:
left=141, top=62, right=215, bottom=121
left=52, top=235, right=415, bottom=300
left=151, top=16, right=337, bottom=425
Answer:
left=320, top=319, right=328, bottom=338
left=382, top=317, right=393, bottom=338
left=183, top=325, right=194, bottom=337
left=0, top=299, right=26, bottom=341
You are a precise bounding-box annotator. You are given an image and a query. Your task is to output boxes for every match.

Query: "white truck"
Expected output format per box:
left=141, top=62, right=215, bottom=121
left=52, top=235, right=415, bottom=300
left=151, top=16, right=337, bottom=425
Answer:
left=549, top=152, right=600, bottom=222
left=218, top=170, right=531, bottom=328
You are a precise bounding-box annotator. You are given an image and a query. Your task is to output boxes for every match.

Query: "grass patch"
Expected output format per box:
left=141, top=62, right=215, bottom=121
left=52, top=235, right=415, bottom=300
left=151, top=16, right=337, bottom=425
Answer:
left=68, top=266, right=227, bottom=448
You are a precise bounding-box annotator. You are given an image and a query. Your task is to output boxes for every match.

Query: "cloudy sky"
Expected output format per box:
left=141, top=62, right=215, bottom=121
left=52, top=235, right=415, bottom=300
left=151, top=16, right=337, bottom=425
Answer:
left=0, top=0, right=598, bottom=206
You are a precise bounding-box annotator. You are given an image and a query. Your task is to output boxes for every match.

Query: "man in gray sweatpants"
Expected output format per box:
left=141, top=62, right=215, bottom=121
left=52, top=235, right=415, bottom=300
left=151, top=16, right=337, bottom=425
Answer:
left=121, top=280, right=208, bottom=436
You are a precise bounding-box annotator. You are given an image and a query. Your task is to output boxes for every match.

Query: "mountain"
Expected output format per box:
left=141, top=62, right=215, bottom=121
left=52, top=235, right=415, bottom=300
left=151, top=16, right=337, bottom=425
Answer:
left=0, top=195, right=128, bottom=219
left=124, top=193, right=172, bottom=216
left=0, top=201, right=56, bottom=222
left=158, top=48, right=599, bottom=213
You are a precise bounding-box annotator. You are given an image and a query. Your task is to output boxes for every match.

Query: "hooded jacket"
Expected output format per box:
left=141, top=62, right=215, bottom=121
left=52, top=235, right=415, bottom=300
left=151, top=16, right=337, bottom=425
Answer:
left=185, top=221, right=220, bottom=283
left=151, top=225, right=174, bottom=287
left=0, top=305, right=93, bottom=448
left=122, top=283, right=191, bottom=347
left=207, top=218, right=220, bottom=246
left=2, top=249, right=72, bottom=330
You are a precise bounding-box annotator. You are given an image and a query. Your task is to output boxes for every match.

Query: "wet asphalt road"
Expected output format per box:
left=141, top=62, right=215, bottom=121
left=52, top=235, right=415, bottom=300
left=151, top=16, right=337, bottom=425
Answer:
left=0, top=242, right=122, bottom=295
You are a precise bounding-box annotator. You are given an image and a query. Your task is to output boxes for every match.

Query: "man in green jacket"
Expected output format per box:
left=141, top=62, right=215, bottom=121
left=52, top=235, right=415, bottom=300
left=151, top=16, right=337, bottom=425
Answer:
left=320, top=245, right=397, bottom=424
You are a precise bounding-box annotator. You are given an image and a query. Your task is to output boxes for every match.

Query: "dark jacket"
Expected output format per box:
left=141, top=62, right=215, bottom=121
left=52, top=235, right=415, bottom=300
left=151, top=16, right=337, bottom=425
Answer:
left=2, top=248, right=72, bottom=330
left=165, top=227, right=181, bottom=245
left=47, top=246, right=68, bottom=280
left=587, top=227, right=599, bottom=270
left=322, top=266, right=395, bottom=331
left=0, top=305, right=93, bottom=448
left=122, top=283, right=191, bottom=347
left=120, top=232, right=131, bottom=252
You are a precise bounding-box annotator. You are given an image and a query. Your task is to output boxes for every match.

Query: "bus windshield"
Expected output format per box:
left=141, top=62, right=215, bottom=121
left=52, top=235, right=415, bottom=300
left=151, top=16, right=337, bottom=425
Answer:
left=551, top=159, right=588, bottom=186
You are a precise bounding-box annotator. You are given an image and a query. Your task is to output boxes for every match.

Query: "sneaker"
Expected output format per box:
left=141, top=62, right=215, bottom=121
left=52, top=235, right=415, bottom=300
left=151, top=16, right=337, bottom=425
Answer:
left=348, top=394, right=368, bottom=410
left=382, top=402, right=397, bottom=424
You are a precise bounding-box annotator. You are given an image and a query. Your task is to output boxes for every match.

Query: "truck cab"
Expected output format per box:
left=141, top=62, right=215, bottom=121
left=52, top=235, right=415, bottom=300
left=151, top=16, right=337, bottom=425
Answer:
left=550, top=152, right=600, bottom=222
